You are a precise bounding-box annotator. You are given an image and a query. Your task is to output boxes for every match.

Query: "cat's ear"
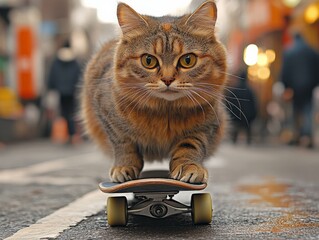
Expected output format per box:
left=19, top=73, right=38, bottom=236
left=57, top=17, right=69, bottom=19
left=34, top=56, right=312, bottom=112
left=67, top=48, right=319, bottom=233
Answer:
left=117, top=3, right=148, bottom=37
left=185, top=1, right=217, bottom=30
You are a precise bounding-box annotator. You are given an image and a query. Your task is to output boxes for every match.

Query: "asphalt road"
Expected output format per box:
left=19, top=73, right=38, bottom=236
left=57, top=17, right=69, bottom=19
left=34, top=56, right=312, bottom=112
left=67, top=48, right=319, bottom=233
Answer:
left=1, top=140, right=319, bottom=239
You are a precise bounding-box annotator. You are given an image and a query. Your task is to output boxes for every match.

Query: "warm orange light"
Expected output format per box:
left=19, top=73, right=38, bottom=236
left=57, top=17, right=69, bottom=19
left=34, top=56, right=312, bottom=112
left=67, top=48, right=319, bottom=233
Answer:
left=248, top=65, right=258, bottom=78
left=257, top=52, right=268, bottom=67
left=266, top=50, right=276, bottom=63
left=305, top=4, right=319, bottom=24
left=257, top=67, right=270, bottom=80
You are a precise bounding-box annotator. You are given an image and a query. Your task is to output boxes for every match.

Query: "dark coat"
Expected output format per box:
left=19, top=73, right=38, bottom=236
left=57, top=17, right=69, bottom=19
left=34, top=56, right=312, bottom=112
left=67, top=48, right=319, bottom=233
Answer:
left=48, top=56, right=81, bottom=97
left=281, top=34, right=319, bottom=106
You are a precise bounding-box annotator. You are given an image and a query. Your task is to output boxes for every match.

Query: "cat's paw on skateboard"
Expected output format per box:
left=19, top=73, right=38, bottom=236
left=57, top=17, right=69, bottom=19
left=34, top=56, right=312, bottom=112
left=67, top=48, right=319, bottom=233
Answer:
left=110, top=166, right=140, bottom=182
left=170, top=161, right=208, bottom=183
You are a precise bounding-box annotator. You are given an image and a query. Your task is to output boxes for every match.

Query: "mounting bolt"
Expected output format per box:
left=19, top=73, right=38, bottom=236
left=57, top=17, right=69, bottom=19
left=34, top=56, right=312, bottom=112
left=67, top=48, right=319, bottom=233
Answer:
left=150, top=204, right=168, bottom=218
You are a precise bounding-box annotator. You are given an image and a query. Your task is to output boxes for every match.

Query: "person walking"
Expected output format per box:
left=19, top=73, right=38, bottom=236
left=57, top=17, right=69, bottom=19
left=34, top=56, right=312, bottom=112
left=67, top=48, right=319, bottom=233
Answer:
left=48, top=40, right=82, bottom=144
left=281, top=33, right=319, bottom=148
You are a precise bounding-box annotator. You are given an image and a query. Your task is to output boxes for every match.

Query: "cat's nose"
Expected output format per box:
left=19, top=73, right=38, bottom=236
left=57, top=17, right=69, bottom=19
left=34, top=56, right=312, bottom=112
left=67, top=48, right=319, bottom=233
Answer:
left=161, top=77, right=175, bottom=86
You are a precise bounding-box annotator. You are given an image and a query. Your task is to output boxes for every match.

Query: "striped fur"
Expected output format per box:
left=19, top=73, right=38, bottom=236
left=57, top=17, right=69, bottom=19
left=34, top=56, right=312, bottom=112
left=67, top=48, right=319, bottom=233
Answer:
left=81, top=1, right=227, bottom=183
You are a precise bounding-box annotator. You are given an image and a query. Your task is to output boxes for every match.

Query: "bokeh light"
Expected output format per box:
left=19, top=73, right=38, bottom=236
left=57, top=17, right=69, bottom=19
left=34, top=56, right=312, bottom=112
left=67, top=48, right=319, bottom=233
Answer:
left=265, top=49, right=276, bottom=63
left=257, top=67, right=271, bottom=80
left=244, top=44, right=259, bottom=66
left=305, top=4, right=319, bottom=24
left=257, top=52, right=268, bottom=67
left=248, top=65, right=258, bottom=78
left=282, top=0, right=301, bottom=8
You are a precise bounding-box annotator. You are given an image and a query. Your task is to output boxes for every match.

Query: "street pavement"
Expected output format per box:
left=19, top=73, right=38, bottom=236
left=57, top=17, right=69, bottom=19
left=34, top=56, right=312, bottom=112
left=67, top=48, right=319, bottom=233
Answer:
left=0, top=140, right=319, bottom=239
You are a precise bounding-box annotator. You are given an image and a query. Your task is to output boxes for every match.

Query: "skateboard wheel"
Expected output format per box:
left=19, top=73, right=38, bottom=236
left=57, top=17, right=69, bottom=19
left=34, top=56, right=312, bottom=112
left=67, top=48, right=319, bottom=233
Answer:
left=191, top=193, right=212, bottom=225
left=107, top=197, right=128, bottom=227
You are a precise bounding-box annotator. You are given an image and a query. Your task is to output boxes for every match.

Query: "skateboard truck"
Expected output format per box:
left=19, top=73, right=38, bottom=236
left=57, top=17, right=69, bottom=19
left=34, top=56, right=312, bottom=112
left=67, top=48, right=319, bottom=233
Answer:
left=129, top=192, right=189, bottom=219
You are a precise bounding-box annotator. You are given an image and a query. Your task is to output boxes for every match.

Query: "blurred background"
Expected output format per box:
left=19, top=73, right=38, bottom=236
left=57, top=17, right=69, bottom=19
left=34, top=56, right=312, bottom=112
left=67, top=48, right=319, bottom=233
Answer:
left=0, top=0, right=319, bottom=149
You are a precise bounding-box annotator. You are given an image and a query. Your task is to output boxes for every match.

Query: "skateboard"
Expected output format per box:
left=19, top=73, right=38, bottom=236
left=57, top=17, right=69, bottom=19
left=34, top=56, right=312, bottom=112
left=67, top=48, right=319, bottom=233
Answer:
left=99, top=170, right=212, bottom=226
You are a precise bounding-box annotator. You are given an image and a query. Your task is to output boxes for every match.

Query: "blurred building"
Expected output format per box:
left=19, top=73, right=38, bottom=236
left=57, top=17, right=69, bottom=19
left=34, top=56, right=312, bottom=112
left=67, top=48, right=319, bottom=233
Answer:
left=1, top=0, right=71, bottom=141
left=226, top=0, right=319, bottom=142
left=0, top=0, right=318, bottom=143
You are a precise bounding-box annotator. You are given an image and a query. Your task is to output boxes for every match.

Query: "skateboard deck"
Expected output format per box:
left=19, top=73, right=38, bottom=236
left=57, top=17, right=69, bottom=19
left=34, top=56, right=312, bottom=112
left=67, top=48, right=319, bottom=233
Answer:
left=99, top=170, right=207, bottom=193
left=99, top=179, right=207, bottom=193
left=99, top=170, right=212, bottom=226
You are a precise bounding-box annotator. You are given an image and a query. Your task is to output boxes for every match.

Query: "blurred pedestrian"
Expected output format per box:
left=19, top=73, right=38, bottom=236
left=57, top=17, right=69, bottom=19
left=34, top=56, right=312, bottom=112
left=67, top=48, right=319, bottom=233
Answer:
left=281, top=33, right=319, bottom=149
left=226, top=69, right=257, bottom=145
left=48, top=39, right=82, bottom=145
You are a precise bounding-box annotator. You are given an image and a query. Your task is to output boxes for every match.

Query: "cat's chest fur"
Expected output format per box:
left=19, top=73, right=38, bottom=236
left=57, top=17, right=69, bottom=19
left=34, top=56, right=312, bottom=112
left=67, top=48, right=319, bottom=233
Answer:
left=124, top=109, right=206, bottom=160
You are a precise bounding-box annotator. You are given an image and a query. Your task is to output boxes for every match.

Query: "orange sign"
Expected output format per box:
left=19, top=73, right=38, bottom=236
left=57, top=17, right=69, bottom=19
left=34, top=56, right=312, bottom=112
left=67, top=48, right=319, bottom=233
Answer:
left=16, top=26, right=36, bottom=100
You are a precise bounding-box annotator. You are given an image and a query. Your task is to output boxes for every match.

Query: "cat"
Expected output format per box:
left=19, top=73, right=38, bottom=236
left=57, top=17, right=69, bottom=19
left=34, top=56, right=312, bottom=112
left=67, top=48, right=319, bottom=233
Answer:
left=81, top=0, right=227, bottom=183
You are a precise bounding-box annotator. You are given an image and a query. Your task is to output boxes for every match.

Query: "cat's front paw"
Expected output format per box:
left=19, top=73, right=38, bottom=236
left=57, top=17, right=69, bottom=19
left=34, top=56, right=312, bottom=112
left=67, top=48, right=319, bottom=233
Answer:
left=170, top=161, right=208, bottom=183
left=110, top=166, right=140, bottom=183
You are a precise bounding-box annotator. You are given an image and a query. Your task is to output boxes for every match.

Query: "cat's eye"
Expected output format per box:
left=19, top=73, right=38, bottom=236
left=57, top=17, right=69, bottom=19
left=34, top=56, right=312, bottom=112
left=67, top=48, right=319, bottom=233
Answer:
left=179, top=53, right=197, bottom=69
left=141, top=54, right=158, bottom=69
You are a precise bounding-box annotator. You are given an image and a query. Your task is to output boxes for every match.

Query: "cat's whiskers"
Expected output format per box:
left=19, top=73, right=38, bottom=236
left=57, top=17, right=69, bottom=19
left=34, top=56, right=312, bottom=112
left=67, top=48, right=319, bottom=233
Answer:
left=189, top=90, right=220, bottom=126
left=206, top=89, right=239, bottom=116
left=193, top=86, right=249, bottom=125
left=217, top=87, right=246, bottom=121
left=193, top=87, right=240, bottom=120
left=175, top=83, right=193, bottom=89
left=121, top=91, right=146, bottom=114
left=127, top=90, right=153, bottom=116
left=138, top=91, right=153, bottom=110
left=195, top=82, right=246, bottom=113
left=195, top=82, right=245, bottom=91
left=183, top=90, right=206, bottom=118
left=111, top=85, right=147, bottom=111
left=145, top=83, right=160, bottom=90
left=96, top=90, right=135, bottom=120
left=120, top=88, right=148, bottom=113
left=112, top=83, right=158, bottom=114
left=115, top=86, right=143, bottom=101
left=183, top=91, right=196, bottom=107
left=216, top=70, right=245, bottom=81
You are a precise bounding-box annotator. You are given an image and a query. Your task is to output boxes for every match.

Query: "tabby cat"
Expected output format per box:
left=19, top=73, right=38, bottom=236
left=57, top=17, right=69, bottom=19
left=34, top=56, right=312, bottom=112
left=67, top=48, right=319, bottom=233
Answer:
left=81, top=1, right=227, bottom=183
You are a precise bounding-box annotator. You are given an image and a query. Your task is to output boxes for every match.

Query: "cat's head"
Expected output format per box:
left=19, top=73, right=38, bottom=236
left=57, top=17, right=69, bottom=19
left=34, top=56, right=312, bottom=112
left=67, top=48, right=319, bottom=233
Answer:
left=114, top=1, right=226, bottom=104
